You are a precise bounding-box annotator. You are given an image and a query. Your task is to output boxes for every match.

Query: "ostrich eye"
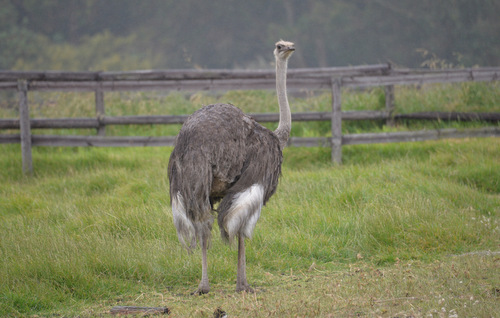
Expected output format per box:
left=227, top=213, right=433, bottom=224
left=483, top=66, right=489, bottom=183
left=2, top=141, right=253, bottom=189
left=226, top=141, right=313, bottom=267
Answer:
left=277, top=45, right=282, bottom=50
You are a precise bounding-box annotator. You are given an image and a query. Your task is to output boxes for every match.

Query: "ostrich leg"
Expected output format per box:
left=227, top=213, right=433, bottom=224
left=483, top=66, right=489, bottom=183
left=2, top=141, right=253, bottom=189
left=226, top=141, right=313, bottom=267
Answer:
left=194, top=237, right=210, bottom=295
left=236, top=235, right=254, bottom=292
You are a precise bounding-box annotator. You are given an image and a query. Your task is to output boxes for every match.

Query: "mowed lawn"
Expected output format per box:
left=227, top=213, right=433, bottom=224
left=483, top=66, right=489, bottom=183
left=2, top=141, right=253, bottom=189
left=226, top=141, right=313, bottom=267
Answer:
left=0, top=136, right=498, bottom=317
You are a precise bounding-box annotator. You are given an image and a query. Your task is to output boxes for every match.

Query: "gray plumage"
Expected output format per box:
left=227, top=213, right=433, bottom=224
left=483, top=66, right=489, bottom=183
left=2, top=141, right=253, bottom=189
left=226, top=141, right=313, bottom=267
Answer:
left=169, top=103, right=281, bottom=243
left=167, top=40, right=295, bottom=294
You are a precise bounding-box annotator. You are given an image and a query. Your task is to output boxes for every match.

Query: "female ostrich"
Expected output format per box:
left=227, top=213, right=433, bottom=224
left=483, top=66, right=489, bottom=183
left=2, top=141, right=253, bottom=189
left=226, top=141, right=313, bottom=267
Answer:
left=168, top=40, right=295, bottom=294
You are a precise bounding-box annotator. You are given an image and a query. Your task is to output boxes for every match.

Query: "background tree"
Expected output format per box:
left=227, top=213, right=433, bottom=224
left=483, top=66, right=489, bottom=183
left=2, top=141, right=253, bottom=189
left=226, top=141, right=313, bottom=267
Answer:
left=1, top=0, right=498, bottom=71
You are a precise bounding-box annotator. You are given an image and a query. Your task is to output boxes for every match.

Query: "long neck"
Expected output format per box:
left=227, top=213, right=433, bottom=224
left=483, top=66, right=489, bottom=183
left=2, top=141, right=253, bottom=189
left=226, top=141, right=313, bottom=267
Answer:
left=274, top=58, right=291, bottom=149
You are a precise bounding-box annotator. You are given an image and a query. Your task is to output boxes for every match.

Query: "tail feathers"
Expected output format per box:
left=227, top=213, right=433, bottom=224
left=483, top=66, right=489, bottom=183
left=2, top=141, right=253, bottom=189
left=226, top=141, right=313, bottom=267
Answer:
left=219, top=184, right=264, bottom=244
left=171, top=192, right=196, bottom=249
left=171, top=192, right=213, bottom=250
left=168, top=152, right=212, bottom=222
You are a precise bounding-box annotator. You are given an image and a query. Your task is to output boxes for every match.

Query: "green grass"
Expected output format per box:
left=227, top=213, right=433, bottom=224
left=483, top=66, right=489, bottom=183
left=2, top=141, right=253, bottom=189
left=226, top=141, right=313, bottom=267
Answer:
left=0, top=82, right=499, bottom=316
left=1, top=81, right=499, bottom=138
left=0, top=137, right=499, bottom=317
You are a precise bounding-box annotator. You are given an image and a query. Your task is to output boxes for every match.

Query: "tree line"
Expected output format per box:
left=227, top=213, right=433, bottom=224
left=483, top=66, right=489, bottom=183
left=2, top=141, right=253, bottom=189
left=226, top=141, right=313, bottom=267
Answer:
left=1, top=0, right=499, bottom=71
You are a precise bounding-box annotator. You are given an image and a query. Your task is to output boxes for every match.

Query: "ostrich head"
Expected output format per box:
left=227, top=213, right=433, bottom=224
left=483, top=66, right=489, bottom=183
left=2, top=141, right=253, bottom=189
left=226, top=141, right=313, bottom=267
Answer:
left=274, top=40, right=295, bottom=61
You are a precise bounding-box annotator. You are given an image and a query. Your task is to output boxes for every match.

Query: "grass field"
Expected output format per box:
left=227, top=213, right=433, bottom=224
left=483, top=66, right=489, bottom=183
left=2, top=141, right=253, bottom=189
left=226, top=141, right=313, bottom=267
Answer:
left=0, top=83, right=499, bottom=316
left=1, top=139, right=499, bottom=317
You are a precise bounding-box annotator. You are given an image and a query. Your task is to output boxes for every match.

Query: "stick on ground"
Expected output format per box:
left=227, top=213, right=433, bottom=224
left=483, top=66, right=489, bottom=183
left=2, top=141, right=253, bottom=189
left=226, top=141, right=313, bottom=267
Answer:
left=110, top=306, right=170, bottom=315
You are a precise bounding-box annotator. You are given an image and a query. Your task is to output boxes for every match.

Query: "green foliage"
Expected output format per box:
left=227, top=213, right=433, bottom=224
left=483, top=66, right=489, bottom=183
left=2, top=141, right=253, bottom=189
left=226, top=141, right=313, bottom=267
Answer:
left=2, top=1, right=499, bottom=70
left=9, top=31, right=154, bottom=71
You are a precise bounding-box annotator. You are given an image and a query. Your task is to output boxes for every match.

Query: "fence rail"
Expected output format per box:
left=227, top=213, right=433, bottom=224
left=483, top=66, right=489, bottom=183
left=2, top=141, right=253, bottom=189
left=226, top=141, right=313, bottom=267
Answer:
left=1, top=64, right=499, bottom=174
left=2, top=111, right=499, bottom=131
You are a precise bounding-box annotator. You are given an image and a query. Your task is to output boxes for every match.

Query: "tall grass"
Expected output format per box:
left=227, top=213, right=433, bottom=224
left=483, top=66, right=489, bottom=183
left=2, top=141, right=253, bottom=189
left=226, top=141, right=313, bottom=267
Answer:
left=1, top=81, right=498, bottom=137
left=1, top=136, right=499, bottom=316
left=0, top=82, right=499, bottom=316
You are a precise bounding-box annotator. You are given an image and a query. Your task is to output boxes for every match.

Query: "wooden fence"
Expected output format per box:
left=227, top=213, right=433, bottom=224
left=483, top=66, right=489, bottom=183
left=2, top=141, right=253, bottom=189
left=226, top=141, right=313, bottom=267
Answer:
left=0, top=64, right=499, bottom=174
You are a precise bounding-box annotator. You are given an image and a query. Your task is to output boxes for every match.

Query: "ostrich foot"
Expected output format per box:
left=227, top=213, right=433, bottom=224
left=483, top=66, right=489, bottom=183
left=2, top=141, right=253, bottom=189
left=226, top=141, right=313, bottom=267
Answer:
left=191, top=287, right=210, bottom=295
left=191, top=283, right=210, bottom=295
left=236, top=283, right=255, bottom=293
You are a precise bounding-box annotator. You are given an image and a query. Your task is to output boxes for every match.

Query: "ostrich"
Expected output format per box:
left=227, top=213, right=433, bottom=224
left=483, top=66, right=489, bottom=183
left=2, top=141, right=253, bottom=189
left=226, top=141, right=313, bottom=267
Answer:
left=168, top=40, right=295, bottom=294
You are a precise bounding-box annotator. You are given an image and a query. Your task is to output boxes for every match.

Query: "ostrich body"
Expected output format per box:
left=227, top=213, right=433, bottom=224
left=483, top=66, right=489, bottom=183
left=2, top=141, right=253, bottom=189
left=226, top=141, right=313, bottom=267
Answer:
left=168, top=40, right=295, bottom=294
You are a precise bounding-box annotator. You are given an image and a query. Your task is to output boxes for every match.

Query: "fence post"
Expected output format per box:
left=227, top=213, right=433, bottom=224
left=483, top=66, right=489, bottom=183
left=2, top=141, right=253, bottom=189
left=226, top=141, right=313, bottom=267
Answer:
left=18, top=79, right=33, bottom=175
left=331, top=77, right=342, bottom=164
left=385, top=85, right=395, bottom=127
left=95, top=82, right=105, bottom=136
left=384, top=63, right=395, bottom=127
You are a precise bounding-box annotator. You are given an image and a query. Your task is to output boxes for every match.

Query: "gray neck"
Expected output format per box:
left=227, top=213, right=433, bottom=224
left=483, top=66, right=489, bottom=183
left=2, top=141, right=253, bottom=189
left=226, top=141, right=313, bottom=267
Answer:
left=274, top=58, right=291, bottom=149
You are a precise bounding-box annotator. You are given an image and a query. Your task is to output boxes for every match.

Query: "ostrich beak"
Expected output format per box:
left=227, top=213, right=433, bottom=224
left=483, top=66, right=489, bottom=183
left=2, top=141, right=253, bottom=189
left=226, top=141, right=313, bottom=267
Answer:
left=284, top=46, right=295, bottom=58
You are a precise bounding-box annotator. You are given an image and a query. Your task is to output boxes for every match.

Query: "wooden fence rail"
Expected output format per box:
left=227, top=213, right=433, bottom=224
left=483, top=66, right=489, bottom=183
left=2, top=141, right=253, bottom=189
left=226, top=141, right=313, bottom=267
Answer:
left=1, top=64, right=499, bottom=174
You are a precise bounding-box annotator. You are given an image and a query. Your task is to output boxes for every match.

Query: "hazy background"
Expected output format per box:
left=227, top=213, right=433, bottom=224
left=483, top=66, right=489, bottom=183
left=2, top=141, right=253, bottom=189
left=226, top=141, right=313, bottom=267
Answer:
left=1, top=0, right=499, bottom=71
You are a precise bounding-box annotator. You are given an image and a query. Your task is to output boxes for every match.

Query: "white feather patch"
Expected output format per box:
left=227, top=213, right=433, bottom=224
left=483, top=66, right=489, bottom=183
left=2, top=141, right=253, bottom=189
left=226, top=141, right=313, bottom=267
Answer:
left=223, top=184, right=264, bottom=241
left=171, top=192, right=196, bottom=248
